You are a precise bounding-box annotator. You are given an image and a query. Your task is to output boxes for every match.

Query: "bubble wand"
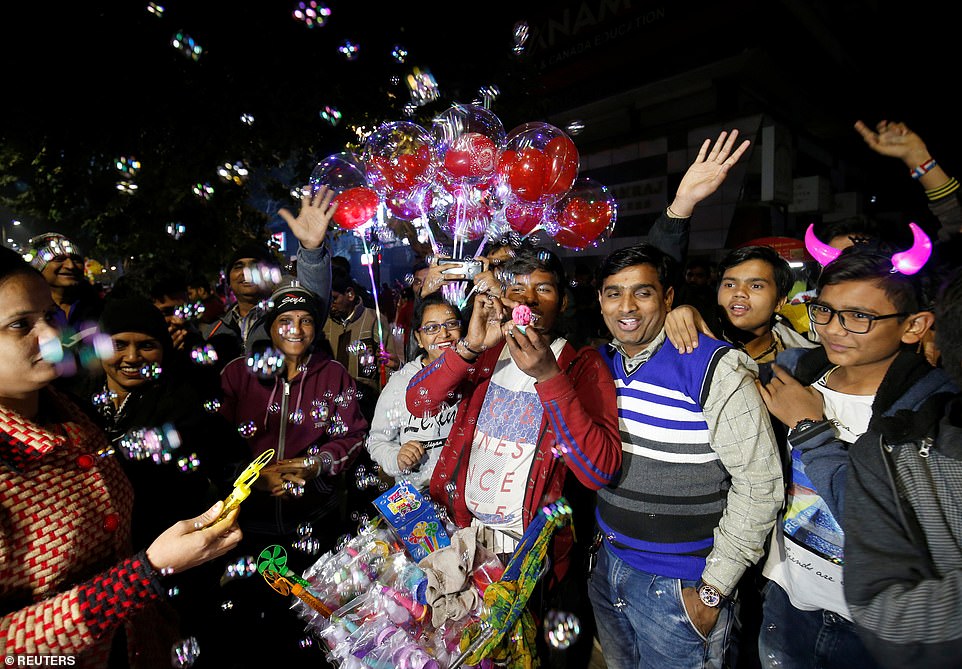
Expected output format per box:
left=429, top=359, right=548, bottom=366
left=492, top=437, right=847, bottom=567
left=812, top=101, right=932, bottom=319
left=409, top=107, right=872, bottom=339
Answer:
left=204, top=449, right=274, bottom=527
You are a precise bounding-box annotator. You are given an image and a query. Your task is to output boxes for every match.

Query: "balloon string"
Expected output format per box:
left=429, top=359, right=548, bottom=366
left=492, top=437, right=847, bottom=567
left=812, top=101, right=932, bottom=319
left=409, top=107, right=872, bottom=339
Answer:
left=473, top=238, right=487, bottom=259
left=458, top=283, right=479, bottom=310
left=416, top=214, right=441, bottom=257
left=360, top=235, right=389, bottom=385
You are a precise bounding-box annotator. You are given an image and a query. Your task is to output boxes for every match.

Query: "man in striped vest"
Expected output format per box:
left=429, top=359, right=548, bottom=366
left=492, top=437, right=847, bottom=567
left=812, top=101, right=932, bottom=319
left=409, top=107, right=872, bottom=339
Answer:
left=588, top=243, right=783, bottom=669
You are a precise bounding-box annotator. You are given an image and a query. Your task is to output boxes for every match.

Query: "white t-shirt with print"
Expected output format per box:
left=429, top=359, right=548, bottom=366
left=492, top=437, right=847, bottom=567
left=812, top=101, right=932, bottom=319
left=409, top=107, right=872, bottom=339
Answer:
left=464, top=338, right=567, bottom=553
left=763, top=368, right=873, bottom=619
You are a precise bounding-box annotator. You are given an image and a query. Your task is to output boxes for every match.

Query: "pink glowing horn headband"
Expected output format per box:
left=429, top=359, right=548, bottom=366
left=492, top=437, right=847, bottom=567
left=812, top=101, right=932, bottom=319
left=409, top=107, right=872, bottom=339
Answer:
left=804, top=223, right=932, bottom=276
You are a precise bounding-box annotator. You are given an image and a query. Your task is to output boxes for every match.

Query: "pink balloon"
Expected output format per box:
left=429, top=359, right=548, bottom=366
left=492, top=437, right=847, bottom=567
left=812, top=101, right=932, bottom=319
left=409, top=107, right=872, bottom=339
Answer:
left=386, top=185, right=433, bottom=221
left=500, top=147, right=547, bottom=202
left=542, top=135, right=579, bottom=195
left=497, top=122, right=580, bottom=207
left=432, top=104, right=505, bottom=187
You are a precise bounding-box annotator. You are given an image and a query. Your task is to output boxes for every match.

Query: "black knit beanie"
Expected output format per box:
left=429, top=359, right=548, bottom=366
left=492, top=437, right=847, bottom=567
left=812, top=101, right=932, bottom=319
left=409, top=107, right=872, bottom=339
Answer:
left=99, top=297, right=172, bottom=348
left=226, top=242, right=277, bottom=271
left=265, top=284, right=322, bottom=329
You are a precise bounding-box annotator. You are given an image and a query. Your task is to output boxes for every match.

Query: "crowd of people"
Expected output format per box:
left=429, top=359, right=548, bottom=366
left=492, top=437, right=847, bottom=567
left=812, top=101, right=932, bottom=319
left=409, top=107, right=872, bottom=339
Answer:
left=2, top=119, right=961, bottom=669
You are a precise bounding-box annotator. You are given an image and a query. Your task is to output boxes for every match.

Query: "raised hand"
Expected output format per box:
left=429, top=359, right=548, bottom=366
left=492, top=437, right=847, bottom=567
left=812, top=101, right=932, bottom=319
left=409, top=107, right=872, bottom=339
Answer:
left=853, top=120, right=930, bottom=167
left=462, top=292, right=508, bottom=355
left=670, top=129, right=751, bottom=216
left=279, top=185, right=339, bottom=250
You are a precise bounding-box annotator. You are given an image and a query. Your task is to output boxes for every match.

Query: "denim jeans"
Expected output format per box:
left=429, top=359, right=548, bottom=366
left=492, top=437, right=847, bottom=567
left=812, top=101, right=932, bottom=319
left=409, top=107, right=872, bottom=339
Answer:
left=758, top=580, right=882, bottom=669
left=588, top=542, right=735, bottom=669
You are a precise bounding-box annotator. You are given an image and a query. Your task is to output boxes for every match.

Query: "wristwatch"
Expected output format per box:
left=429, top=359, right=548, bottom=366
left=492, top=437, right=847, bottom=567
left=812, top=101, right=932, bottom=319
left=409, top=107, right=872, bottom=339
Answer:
left=788, top=418, right=822, bottom=437
left=696, top=581, right=725, bottom=608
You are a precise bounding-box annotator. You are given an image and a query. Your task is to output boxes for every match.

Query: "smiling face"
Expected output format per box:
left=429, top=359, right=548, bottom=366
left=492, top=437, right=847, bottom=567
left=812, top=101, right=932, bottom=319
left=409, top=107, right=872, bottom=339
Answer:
left=270, top=309, right=315, bottom=361
left=501, top=269, right=565, bottom=335
left=814, top=278, right=922, bottom=383
left=717, top=258, right=785, bottom=337
left=414, top=303, right=462, bottom=363
left=41, top=254, right=84, bottom=288
left=599, top=263, right=674, bottom=357
left=0, top=273, right=61, bottom=405
left=229, top=257, right=272, bottom=304
left=102, top=332, right=164, bottom=395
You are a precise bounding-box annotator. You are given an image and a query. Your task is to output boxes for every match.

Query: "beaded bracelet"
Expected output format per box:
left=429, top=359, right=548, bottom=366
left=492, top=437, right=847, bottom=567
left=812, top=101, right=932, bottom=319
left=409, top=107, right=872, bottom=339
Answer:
left=911, top=158, right=937, bottom=180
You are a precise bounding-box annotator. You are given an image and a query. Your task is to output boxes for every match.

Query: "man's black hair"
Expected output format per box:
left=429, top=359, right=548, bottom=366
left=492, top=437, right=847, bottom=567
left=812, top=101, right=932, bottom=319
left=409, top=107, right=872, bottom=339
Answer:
left=817, top=244, right=932, bottom=316
left=497, top=245, right=567, bottom=293
left=148, top=275, right=189, bottom=302
left=718, top=246, right=795, bottom=300
left=596, top=243, right=678, bottom=293
left=817, top=215, right=880, bottom=246
left=331, top=266, right=356, bottom=295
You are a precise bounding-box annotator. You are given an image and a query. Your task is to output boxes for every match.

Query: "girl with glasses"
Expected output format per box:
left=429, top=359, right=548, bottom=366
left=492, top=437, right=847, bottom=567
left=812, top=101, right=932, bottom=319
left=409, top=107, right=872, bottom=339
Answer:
left=366, top=293, right=464, bottom=489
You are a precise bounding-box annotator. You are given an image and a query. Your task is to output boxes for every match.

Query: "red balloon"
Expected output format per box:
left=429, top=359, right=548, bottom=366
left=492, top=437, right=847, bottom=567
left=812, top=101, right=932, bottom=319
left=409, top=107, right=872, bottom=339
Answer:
left=332, top=186, right=378, bottom=230
left=388, top=145, right=431, bottom=191
left=554, top=198, right=614, bottom=249
left=505, top=202, right=544, bottom=236
left=443, top=132, right=498, bottom=180
left=505, top=147, right=547, bottom=202
left=543, top=135, right=579, bottom=195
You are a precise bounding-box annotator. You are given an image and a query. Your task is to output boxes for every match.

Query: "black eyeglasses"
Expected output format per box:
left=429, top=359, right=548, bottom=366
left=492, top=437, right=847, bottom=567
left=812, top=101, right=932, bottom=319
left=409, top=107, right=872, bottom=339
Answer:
left=419, top=319, right=462, bottom=335
left=807, top=303, right=907, bottom=334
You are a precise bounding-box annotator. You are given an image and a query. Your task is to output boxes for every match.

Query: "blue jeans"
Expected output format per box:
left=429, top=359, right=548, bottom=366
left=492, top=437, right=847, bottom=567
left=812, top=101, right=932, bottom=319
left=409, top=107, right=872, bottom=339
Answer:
left=588, top=542, right=735, bottom=669
left=758, top=580, right=881, bottom=669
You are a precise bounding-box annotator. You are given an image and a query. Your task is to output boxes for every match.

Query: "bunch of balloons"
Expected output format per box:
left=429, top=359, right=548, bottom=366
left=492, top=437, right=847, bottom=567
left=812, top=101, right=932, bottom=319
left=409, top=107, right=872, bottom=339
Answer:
left=307, top=103, right=617, bottom=253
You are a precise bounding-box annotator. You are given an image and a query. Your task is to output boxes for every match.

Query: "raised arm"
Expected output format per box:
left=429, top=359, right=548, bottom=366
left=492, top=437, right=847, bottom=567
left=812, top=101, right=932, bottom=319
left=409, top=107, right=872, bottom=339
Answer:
left=649, top=129, right=751, bottom=261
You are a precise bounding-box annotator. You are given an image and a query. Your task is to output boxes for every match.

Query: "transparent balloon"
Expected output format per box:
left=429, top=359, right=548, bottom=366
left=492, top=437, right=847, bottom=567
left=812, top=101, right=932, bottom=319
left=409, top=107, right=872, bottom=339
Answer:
left=501, top=199, right=549, bottom=238
left=432, top=103, right=505, bottom=187
left=308, top=152, right=378, bottom=231
left=497, top=122, right=579, bottom=206
left=361, top=121, right=436, bottom=198
left=544, top=177, right=617, bottom=251
left=443, top=186, right=493, bottom=242
left=386, top=183, right=434, bottom=221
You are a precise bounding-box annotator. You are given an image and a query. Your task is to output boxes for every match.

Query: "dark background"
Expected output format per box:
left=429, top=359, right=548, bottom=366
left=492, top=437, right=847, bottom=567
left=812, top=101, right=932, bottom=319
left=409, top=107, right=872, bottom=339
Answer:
left=1, top=1, right=957, bottom=268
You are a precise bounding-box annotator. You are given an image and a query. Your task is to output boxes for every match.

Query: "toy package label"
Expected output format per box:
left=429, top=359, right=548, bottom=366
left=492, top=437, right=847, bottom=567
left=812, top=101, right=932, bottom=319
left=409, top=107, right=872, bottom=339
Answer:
left=374, top=482, right=451, bottom=562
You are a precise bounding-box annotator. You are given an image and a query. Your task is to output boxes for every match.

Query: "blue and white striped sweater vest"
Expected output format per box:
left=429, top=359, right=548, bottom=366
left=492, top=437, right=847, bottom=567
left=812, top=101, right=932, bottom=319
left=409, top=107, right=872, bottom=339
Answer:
left=597, top=337, right=733, bottom=577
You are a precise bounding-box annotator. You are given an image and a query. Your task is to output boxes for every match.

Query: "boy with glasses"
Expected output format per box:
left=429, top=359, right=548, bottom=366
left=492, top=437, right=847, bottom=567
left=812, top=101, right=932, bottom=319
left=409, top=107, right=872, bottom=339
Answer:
left=755, top=240, right=939, bottom=669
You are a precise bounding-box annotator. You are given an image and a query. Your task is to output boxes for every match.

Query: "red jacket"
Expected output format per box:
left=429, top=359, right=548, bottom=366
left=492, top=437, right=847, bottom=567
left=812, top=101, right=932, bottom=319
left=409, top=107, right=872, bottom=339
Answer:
left=409, top=341, right=621, bottom=585
left=1, top=388, right=165, bottom=666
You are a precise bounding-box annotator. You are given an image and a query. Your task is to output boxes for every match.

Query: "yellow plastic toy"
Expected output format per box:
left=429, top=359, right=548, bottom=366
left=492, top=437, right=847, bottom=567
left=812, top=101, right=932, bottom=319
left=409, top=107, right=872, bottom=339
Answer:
left=205, top=449, right=275, bottom=527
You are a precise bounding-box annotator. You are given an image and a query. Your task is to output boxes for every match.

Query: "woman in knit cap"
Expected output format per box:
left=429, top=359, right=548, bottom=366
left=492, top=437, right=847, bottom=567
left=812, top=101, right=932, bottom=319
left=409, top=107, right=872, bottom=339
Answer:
left=71, top=295, right=248, bottom=666
left=219, top=282, right=368, bottom=540
left=81, top=296, right=243, bottom=549
left=216, top=282, right=368, bottom=664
